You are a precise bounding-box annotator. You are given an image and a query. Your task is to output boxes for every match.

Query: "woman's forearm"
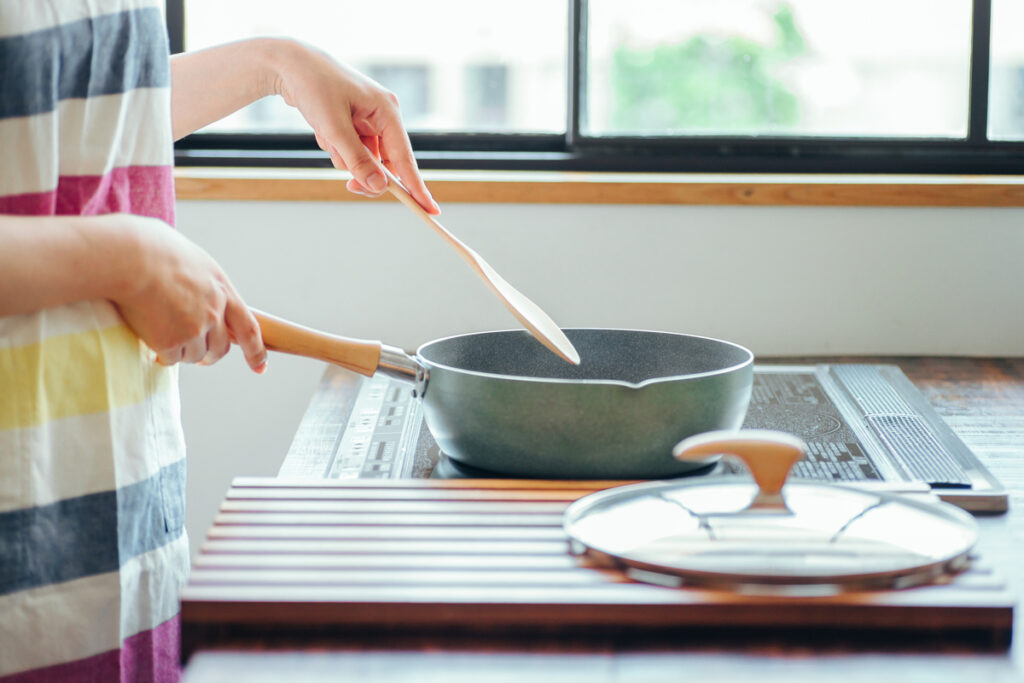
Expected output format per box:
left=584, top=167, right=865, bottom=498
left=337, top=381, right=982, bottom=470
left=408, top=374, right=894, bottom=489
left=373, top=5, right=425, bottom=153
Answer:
left=170, top=38, right=289, bottom=141
left=0, top=213, right=140, bottom=317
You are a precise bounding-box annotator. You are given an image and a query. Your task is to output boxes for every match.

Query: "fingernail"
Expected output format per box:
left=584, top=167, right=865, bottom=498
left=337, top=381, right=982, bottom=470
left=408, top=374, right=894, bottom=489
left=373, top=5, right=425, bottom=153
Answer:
left=366, top=172, right=386, bottom=193
left=254, top=360, right=267, bottom=375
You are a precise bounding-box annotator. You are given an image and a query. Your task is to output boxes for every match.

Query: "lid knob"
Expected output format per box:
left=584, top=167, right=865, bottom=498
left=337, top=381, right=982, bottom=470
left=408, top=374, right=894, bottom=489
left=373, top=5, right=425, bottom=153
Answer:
left=673, top=430, right=807, bottom=512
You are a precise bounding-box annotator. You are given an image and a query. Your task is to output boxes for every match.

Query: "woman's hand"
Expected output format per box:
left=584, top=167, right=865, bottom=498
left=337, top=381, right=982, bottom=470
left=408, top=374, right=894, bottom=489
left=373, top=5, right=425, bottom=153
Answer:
left=271, top=40, right=439, bottom=213
left=0, top=212, right=266, bottom=371
left=111, top=215, right=267, bottom=372
left=170, top=38, right=439, bottom=214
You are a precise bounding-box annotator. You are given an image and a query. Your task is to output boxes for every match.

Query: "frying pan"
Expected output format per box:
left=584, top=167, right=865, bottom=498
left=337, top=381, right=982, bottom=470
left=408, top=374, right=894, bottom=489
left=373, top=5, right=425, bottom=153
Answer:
left=254, top=312, right=754, bottom=479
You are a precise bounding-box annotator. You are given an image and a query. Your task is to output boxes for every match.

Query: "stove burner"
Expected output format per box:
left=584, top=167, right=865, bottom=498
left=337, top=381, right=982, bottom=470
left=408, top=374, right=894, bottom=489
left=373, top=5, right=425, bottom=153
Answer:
left=430, top=453, right=719, bottom=480
left=429, top=455, right=500, bottom=479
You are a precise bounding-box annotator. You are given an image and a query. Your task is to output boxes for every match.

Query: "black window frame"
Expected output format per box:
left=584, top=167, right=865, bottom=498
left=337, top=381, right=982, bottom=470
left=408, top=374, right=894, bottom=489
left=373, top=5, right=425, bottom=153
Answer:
left=168, top=0, right=1024, bottom=174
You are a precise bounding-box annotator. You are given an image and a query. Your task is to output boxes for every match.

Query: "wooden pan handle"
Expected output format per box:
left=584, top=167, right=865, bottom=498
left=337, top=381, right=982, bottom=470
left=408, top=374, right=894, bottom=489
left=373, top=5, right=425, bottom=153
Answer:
left=253, top=310, right=382, bottom=377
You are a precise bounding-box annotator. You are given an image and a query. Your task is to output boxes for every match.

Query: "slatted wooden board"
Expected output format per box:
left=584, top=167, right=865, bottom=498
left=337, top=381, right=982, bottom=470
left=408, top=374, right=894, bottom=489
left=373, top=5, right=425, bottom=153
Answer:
left=181, top=478, right=1013, bottom=647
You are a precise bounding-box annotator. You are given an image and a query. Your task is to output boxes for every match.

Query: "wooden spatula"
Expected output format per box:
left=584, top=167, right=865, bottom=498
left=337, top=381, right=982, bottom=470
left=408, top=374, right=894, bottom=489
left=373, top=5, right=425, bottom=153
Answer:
left=380, top=166, right=580, bottom=365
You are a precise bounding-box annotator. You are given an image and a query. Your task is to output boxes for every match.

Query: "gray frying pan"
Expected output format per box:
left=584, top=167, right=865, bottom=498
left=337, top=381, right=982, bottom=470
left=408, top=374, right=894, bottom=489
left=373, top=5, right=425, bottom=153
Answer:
left=254, top=311, right=754, bottom=479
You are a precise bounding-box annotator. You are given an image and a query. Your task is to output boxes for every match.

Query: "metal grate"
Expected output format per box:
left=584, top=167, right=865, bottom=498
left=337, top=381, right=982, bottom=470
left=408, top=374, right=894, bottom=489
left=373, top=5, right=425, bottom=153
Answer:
left=866, top=414, right=971, bottom=487
left=834, top=366, right=971, bottom=487
left=833, top=365, right=915, bottom=415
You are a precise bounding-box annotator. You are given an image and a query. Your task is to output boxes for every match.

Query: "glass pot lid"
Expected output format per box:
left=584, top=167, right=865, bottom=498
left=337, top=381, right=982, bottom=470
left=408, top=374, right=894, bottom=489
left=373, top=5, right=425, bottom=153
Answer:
left=563, top=430, right=978, bottom=592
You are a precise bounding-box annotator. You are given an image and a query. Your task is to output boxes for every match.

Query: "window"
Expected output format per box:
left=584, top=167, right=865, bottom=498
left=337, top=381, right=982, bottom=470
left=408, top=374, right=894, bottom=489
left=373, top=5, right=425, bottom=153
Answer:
left=169, top=0, right=1024, bottom=173
left=177, top=0, right=565, bottom=137
left=465, top=65, right=510, bottom=128
left=585, top=1, right=971, bottom=138
left=990, top=0, right=1024, bottom=139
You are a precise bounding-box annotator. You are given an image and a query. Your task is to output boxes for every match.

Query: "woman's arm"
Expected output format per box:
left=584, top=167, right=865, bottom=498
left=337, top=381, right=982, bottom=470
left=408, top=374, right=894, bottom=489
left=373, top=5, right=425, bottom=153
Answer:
left=0, top=213, right=132, bottom=316
left=0, top=213, right=266, bottom=371
left=170, top=38, right=439, bottom=214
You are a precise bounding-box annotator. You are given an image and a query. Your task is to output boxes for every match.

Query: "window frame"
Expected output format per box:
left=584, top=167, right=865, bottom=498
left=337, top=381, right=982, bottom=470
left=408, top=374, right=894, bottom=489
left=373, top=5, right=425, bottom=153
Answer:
left=168, top=0, right=1024, bottom=174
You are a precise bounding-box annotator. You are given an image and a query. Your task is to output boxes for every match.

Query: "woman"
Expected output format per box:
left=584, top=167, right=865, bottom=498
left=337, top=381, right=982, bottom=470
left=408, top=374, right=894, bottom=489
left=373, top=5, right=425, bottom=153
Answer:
left=0, top=2, right=438, bottom=680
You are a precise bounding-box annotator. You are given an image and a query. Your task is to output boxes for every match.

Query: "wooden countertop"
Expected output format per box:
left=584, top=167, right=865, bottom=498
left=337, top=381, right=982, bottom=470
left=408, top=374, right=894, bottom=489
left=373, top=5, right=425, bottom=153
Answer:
left=181, top=357, right=1024, bottom=683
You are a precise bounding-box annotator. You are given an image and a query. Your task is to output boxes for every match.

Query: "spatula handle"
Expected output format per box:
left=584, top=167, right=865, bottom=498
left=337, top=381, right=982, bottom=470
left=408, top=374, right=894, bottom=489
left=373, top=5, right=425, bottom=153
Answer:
left=380, top=166, right=470, bottom=258
left=253, top=310, right=382, bottom=377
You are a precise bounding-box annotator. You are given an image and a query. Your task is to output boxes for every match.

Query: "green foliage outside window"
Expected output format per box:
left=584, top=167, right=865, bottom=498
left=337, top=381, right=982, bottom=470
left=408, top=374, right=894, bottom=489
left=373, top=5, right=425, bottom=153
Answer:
left=609, top=4, right=807, bottom=134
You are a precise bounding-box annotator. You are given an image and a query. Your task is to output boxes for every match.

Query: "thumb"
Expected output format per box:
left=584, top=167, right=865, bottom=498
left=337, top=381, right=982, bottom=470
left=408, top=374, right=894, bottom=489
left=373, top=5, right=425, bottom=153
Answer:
left=332, top=131, right=388, bottom=194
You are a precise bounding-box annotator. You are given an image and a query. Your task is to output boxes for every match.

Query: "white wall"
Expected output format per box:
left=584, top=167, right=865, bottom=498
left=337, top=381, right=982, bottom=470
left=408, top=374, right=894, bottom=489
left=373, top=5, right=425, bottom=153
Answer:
left=176, top=199, right=1024, bottom=555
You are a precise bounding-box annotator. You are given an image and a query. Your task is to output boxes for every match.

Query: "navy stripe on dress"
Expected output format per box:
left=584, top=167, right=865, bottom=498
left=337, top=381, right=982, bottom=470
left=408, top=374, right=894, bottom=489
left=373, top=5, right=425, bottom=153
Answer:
left=0, top=7, right=169, bottom=121
left=0, top=457, right=185, bottom=596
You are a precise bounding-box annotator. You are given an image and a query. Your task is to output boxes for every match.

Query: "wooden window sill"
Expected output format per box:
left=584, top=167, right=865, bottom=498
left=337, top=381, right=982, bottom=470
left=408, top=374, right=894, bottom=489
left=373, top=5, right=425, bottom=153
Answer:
left=174, top=168, right=1024, bottom=207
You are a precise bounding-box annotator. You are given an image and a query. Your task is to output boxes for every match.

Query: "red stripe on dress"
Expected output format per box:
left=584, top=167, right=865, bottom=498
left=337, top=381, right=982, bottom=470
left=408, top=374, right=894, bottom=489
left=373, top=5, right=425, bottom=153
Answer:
left=0, top=166, right=175, bottom=225
left=0, top=614, right=182, bottom=683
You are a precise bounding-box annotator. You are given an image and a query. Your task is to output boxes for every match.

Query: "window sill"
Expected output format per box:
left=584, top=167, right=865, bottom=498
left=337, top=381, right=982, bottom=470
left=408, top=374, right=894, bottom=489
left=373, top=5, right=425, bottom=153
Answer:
left=174, top=168, right=1024, bottom=207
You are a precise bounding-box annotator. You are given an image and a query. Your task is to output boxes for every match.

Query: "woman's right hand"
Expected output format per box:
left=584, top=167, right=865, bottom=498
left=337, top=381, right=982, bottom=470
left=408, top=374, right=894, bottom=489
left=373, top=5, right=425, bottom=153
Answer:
left=110, top=214, right=267, bottom=372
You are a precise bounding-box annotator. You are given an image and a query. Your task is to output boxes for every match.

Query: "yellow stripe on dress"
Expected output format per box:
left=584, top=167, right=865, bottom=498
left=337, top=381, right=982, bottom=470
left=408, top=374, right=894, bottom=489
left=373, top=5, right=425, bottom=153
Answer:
left=0, top=324, right=172, bottom=431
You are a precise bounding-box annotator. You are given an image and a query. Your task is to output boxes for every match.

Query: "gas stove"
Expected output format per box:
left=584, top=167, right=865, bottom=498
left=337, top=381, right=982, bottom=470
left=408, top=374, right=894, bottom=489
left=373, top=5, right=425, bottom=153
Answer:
left=278, top=364, right=1007, bottom=512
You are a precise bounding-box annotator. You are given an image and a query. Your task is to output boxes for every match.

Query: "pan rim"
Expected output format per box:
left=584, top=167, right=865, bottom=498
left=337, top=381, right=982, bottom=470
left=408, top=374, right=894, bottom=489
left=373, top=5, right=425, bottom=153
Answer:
left=415, top=327, right=754, bottom=390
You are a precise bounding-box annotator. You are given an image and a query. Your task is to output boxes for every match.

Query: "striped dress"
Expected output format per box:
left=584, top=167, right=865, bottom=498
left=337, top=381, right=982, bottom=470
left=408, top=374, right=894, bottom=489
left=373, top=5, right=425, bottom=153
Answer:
left=0, top=1, right=188, bottom=681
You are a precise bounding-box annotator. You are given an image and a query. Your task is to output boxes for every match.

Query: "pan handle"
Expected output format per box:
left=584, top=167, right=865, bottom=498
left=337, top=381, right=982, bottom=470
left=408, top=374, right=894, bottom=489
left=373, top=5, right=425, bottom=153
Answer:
left=252, top=309, right=416, bottom=379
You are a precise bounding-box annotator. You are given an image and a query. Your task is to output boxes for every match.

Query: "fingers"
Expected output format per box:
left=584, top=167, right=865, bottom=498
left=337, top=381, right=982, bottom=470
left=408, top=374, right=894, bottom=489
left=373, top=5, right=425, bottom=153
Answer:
left=154, top=335, right=215, bottom=366
left=379, top=136, right=440, bottom=215
left=315, top=95, right=437, bottom=211
left=327, top=144, right=347, bottom=176
left=328, top=124, right=439, bottom=214
left=361, top=102, right=437, bottom=212
left=361, top=135, right=380, bottom=159
left=149, top=300, right=265, bottom=374
left=330, top=128, right=388, bottom=195
left=345, top=177, right=375, bottom=197
left=225, top=298, right=267, bottom=374
left=155, top=346, right=184, bottom=367
left=181, top=337, right=208, bottom=364
left=199, top=323, right=232, bottom=366
left=336, top=140, right=439, bottom=215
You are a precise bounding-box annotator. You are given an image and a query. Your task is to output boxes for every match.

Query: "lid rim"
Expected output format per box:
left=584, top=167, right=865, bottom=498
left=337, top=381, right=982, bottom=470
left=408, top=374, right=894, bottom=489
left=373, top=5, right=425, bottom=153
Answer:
left=564, top=478, right=979, bottom=589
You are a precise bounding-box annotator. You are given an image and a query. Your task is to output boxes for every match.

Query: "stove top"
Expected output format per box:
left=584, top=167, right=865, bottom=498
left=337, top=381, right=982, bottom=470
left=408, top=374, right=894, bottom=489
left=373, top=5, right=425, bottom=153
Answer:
left=279, top=364, right=1007, bottom=512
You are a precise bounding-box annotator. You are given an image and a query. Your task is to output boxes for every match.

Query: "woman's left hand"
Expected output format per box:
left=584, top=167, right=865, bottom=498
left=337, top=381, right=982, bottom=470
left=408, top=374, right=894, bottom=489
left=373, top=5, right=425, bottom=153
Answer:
left=272, top=40, right=440, bottom=214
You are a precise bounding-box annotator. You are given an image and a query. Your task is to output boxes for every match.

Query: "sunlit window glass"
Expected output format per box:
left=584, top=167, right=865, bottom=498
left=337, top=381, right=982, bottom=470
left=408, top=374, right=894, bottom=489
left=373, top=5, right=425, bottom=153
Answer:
left=585, top=0, right=972, bottom=138
left=183, top=1, right=567, bottom=134
left=989, top=0, right=1024, bottom=140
